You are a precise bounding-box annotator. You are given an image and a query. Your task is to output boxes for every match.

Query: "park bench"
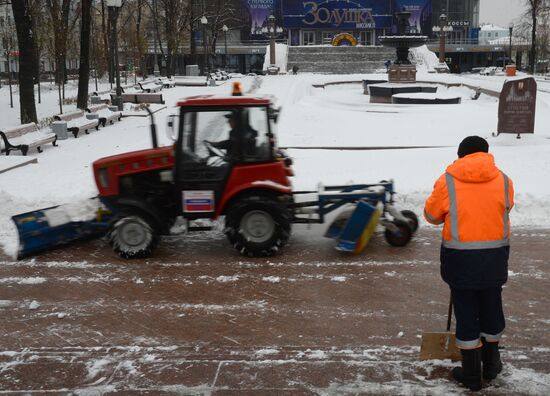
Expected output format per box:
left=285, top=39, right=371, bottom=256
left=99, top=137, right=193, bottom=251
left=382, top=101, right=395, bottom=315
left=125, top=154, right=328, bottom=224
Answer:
left=86, top=104, right=123, bottom=127
left=114, top=92, right=165, bottom=104
left=156, top=77, right=176, bottom=88
left=173, top=75, right=207, bottom=86
left=0, top=122, right=57, bottom=156
left=138, top=80, right=163, bottom=93
left=54, top=109, right=100, bottom=138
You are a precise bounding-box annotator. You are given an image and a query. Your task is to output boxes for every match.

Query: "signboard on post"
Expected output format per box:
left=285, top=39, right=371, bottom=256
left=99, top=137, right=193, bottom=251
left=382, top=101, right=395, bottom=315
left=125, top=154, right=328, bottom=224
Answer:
left=497, top=77, right=537, bottom=138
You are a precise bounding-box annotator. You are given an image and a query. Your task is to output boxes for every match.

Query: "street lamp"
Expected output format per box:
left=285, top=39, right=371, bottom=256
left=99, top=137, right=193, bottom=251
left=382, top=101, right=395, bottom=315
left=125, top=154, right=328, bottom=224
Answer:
left=261, top=14, right=283, bottom=74
left=508, top=23, right=514, bottom=66
left=106, top=0, right=123, bottom=110
left=432, top=11, right=453, bottom=72
left=222, top=24, right=229, bottom=70
left=201, top=16, right=208, bottom=76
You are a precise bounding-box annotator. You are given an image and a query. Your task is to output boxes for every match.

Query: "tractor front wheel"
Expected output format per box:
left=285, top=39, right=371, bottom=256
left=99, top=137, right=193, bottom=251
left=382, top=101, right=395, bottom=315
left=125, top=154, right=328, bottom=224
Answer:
left=108, top=215, right=158, bottom=259
left=225, top=196, right=291, bottom=257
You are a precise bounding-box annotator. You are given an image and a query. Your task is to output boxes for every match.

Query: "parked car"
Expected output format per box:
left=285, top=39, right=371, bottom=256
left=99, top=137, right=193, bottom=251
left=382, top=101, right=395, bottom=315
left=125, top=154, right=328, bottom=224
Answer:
left=480, top=66, right=499, bottom=76
left=209, top=72, right=222, bottom=81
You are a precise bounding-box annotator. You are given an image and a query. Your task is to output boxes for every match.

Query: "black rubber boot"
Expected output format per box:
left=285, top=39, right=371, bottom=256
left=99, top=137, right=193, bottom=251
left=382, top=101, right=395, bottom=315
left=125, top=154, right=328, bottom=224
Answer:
left=452, top=347, right=482, bottom=391
left=482, top=340, right=503, bottom=380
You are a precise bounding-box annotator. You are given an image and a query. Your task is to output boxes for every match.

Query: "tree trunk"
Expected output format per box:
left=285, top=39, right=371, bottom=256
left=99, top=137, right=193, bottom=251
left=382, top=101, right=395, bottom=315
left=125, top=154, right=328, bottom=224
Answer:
left=136, top=0, right=144, bottom=78
left=530, top=7, right=537, bottom=74
left=101, top=0, right=113, bottom=83
left=77, top=0, right=92, bottom=109
left=11, top=0, right=38, bottom=124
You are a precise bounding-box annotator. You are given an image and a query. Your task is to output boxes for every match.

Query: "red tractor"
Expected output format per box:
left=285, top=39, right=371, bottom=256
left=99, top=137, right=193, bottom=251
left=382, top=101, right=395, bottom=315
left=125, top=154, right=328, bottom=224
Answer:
left=93, top=85, right=294, bottom=258
left=13, top=83, right=418, bottom=259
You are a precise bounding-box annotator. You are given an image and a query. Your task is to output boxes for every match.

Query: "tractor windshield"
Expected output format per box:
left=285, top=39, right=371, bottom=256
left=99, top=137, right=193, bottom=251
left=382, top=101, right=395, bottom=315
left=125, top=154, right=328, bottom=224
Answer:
left=181, top=106, right=272, bottom=164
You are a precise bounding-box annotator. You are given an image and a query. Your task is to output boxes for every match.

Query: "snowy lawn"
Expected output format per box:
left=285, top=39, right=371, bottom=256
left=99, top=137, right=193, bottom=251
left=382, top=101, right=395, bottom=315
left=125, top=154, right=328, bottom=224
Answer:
left=1, top=73, right=550, bottom=256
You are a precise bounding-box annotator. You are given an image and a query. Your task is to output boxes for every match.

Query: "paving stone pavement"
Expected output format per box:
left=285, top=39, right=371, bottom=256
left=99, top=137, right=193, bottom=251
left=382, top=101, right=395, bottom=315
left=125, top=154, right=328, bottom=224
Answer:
left=0, top=226, right=549, bottom=394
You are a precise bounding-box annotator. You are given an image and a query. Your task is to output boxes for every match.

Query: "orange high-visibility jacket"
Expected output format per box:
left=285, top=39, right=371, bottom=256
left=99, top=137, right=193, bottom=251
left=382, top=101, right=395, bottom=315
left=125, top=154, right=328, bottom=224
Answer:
left=424, top=152, right=514, bottom=249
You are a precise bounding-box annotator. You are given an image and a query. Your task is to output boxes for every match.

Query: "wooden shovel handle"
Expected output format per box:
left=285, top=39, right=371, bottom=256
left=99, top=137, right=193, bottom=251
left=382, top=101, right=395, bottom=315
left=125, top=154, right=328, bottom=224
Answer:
left=446, top=295, right=453, bottom=332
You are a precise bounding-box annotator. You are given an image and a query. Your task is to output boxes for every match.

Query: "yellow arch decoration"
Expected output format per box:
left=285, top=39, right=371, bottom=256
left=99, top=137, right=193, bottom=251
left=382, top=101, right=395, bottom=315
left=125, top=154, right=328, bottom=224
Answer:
left=331, top=33, right=358, bottom=47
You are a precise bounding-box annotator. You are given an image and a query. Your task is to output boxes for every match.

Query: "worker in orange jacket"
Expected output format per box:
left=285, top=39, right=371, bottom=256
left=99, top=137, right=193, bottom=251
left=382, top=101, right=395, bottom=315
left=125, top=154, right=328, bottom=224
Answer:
left=424, top=136, right=514, bottom=391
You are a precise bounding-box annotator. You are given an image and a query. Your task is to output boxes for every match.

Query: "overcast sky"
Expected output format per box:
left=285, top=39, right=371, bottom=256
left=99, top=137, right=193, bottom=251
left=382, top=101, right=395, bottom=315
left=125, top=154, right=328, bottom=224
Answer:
left=479, top=0, right=527, bottom=27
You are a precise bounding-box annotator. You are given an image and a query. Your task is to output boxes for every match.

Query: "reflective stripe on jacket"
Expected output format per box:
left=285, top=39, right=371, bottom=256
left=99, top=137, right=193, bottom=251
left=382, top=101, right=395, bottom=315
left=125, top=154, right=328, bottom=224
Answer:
left=424, top=152, right=514, bottom=250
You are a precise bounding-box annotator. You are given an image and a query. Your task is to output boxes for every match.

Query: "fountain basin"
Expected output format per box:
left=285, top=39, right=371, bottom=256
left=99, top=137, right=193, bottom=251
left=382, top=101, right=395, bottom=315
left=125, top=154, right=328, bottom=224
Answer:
left=391, top=92, right=462, bottom=105
left=368, top=83, right=437, bottom=103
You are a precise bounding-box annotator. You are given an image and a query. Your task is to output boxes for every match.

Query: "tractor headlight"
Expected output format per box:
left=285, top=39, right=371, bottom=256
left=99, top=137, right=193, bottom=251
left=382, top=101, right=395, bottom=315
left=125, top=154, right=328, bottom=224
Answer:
left=98, top=168, right=110, bottom=188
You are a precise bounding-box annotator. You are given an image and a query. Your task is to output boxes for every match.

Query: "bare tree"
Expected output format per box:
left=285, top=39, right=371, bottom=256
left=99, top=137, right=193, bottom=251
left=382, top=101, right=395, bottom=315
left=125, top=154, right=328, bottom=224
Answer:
left=524, top=0, right=548, bottom=73
left=202, top=0, right=243, bottom=70
left=46, top=0, right=73, bottom=84
left=159, top=0, right=188, bottom=77
left=11, top=0, right=38, bottom=124
left=77, top=0, right=92, bottom=109
left=0, top=3, right=17, bottom=108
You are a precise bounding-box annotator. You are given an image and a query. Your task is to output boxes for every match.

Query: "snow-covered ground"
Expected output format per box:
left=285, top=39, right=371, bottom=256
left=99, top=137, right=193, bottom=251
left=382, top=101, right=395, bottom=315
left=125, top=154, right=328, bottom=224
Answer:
left=1, top=72, right=550, bottom=257
left=1, top=71, right=550, bottom=393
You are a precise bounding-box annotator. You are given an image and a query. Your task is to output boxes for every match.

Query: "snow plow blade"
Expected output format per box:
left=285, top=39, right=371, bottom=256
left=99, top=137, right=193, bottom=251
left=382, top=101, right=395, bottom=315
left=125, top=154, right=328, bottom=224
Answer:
left=12, top=199, right=112, bottom=259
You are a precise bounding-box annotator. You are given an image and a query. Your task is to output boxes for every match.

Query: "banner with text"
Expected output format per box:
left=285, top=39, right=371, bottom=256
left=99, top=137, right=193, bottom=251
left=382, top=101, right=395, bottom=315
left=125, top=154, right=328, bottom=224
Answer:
left=282, top=0, right=392, bottom=30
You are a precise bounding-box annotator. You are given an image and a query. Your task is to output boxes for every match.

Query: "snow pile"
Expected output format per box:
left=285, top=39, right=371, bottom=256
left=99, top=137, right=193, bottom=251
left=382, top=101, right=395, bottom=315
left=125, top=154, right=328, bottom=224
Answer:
left=263, top=43, right=288, bottom=73
left=43, top=198, right=102, bottom=227
left=410, top=45, right=444, bottom=72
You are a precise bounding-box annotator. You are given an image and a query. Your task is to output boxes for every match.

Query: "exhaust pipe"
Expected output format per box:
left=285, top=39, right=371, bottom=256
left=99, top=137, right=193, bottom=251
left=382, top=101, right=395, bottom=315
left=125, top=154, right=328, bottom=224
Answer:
left=145, top=106, right=158, bottom=148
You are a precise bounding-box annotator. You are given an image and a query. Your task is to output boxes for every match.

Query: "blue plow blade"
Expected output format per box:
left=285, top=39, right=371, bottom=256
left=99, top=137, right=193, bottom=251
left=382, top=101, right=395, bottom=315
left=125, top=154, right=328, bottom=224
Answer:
left=12, top=204, right=112, bottom=260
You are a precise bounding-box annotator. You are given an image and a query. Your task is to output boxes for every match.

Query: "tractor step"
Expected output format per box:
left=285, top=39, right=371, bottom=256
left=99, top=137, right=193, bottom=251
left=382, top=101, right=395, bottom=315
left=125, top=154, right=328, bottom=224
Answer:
left=188, top=226, right=213, bottom=232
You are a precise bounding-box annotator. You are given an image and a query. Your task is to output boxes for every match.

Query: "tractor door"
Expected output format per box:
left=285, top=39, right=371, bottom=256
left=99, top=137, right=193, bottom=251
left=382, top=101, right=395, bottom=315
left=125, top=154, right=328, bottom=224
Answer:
left=175, top=108, right=234, bottom=218
left=175, top=105, right=276, bottom=218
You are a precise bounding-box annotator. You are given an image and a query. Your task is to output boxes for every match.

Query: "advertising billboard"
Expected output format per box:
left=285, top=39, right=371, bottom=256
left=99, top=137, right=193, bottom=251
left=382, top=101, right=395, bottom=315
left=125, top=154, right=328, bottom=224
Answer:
left=282, top=0, right=392, bottom=30
left=393, top=0, right=432, bottom=34
left=241, top=0, right=283, bottom=40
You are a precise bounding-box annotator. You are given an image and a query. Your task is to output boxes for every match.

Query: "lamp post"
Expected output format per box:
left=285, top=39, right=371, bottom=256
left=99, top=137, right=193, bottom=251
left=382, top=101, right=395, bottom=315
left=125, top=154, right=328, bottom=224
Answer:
left=508, top=23, right=514, bottom=66
left=261, top=14, right=283, bottom=74
left=107, top=0, right=123, bottom=110
left=222, top=24, right=228, bottom=70
left=201, top=16, right=208, bottom=76
left=432, top=11, right=453, bottom=72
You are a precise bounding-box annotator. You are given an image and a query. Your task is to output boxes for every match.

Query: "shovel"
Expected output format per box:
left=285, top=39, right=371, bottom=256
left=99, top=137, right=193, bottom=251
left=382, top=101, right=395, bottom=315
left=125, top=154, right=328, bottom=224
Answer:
left=419, top=295, right=462, bottom=361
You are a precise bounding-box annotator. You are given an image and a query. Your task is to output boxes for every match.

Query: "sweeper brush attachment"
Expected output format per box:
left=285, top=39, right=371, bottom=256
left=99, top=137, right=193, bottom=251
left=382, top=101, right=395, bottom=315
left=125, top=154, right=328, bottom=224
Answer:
left=12, top=199, right=112, bottom=259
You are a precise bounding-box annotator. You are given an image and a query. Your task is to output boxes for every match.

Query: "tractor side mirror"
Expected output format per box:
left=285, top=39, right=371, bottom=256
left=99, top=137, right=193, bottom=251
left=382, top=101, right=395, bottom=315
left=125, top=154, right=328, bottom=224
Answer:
left=268, top=108, right=280, bottom=123
left=166, top=114, right=177, bottom=141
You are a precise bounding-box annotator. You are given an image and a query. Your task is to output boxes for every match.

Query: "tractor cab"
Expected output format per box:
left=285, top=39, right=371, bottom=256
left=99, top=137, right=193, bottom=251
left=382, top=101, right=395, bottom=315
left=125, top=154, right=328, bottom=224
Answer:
left=170, top=84, right=289, bottom=220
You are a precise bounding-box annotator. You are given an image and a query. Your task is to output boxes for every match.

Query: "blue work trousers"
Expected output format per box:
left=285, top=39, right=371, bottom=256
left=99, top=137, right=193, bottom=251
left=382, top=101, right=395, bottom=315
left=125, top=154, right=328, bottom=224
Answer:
left=451, top=286, right=505, bottom=349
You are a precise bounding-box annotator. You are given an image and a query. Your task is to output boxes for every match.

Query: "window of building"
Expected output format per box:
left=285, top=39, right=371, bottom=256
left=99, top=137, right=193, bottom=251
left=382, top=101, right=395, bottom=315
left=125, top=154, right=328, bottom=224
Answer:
left=303, top=31, right=315, bottom=45
left=322, top=32, right=333, bottom=45
left=360, top=31, right=373, bottom=45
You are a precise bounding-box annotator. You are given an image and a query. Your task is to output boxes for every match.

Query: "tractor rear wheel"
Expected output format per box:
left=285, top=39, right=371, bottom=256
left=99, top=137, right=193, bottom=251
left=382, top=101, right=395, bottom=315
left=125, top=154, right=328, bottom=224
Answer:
left=400, top=210, right=419, bottom=233
left=384, top=219, right=413, bottom=247
left=108, top=214, right=158, bottom=259
left=225, top=195, right=291, bottom=257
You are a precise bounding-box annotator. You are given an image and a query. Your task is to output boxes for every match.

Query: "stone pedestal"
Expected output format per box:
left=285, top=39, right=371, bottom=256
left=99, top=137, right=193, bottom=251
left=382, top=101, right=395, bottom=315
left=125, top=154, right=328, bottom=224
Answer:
left=52, top=121, right=68, bottom=140
left=86, top=112, right=99, bottom=120
left=388, top=64, right=417, bottom=83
